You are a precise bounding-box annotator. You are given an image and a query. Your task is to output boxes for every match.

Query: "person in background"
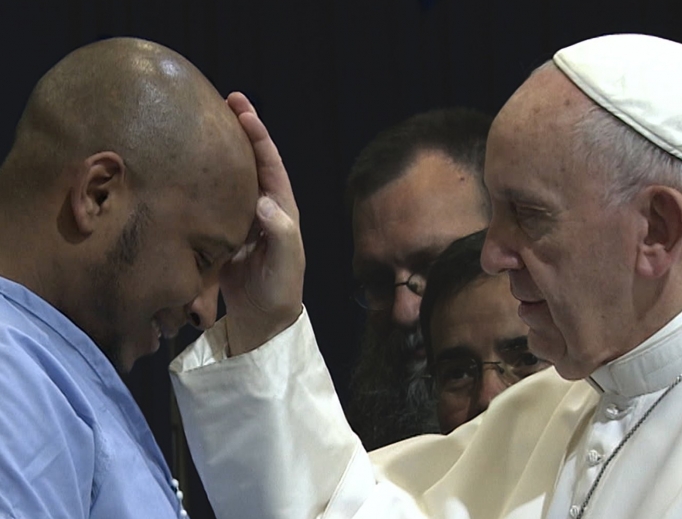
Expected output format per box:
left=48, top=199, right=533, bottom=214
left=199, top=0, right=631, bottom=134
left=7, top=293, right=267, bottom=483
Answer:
left=347, top=108, right=492, bottom=449
left=419, top=229, right=550, bottom=434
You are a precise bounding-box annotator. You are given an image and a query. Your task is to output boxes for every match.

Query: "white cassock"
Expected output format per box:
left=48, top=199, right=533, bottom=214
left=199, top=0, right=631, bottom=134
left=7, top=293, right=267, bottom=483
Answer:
left=170, top=32, right=682, bottom=519
left=169, top=307, right=682, bottom=519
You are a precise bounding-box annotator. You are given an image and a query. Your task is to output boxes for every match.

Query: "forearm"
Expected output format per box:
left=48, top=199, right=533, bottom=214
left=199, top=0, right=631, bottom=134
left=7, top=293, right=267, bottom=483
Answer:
left=170, top=309, right=373, bottom=518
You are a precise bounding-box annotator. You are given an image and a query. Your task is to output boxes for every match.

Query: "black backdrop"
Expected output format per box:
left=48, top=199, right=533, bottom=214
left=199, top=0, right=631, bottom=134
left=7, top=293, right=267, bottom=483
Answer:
left=2, top=1, right=681, bottom=516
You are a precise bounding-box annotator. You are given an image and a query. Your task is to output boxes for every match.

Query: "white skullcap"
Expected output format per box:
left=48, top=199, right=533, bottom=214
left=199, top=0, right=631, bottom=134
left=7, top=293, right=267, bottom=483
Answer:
left=553, top=33, right=682, bottom=160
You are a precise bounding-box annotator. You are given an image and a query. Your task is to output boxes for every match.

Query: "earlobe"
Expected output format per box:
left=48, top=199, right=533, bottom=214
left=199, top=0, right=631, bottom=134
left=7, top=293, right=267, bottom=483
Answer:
left=70, top=152, right=127, bottom=235
left=636, top=187, right=682, bottom=279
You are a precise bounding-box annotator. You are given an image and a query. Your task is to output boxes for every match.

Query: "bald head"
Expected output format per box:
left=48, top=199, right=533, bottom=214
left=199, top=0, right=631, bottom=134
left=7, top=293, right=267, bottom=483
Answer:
left=0, top=38, right=260, bottom=370
left=1, top=37, right=252, bottom=197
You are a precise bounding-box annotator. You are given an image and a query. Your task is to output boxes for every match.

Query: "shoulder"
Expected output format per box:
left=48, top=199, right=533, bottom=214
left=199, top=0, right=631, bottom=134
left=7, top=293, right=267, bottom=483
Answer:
left=370, top=369, right=597, bottom=499
left=0, top=321, right=97, bottom=453
left=0, top=321, right=97, bottom=516
left=487, top=367, right=596, bottom=424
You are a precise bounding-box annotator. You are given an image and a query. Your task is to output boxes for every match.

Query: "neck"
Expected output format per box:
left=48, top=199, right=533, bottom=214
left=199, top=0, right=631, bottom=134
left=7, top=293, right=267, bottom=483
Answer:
left=0, top=204, right=66, bottom=308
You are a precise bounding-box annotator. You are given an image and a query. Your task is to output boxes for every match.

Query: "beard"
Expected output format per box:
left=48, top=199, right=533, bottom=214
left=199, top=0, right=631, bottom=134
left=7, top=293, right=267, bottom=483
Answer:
left=85, top=203, right=150, bottom=373
left=346, top=321, right=440, bottom=451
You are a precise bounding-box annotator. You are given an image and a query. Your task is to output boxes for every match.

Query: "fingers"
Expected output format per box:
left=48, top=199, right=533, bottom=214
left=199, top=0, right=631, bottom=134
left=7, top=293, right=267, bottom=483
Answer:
left=226, top=92, right=299, bottom=221
left=226, top=92, right=255, bottom=118
left=254, top=194, right=305, bottom=307
left=256, top=196, right=294, bottom=241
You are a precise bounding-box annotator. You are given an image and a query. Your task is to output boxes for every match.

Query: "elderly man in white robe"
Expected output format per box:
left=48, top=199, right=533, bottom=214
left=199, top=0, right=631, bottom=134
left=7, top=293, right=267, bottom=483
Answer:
left=172, top=33, right=682, bottom=519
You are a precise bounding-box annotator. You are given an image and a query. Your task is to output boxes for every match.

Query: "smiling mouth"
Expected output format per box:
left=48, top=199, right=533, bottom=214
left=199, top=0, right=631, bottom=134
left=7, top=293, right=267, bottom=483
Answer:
left=151, top=319, right=162, bottom=339
left=151, top=318, right=178, bottom=341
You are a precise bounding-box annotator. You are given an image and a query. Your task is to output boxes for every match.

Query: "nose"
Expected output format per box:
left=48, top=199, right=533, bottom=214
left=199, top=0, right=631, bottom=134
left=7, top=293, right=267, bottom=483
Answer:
left=480, top=216, right=523, bottom=275
left=474, top=367, right=509, bottom=413
left=185, top=279, right=220, bottom=330
left=391, top=281, right=422, bottom=329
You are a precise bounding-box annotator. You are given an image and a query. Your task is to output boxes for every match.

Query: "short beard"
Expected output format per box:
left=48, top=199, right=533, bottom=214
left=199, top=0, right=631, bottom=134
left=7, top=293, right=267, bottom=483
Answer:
left=347, top=322, right=439, bottom=451
left=86, top=203, right=150, bottom=373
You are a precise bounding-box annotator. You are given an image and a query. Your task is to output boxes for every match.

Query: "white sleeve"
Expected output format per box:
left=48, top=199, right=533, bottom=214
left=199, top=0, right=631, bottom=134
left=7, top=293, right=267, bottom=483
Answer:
left=169, top=308, right=427, bottom=519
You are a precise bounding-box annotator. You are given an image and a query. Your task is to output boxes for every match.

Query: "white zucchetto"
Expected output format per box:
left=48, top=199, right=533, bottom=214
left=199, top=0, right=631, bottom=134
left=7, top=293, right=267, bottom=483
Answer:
left=554, top=33, right=682, bottom=160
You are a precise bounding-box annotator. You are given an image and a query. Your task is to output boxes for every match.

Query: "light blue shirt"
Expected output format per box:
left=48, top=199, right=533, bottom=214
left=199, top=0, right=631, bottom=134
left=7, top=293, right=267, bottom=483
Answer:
left=0, top=277, right=187, bottom=518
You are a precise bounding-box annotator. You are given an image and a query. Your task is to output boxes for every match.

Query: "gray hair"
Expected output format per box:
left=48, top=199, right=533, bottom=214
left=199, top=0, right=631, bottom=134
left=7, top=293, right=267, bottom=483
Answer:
left=535, top=59, right=682, bottom=206
left=573, top=103, right=682, bottom=205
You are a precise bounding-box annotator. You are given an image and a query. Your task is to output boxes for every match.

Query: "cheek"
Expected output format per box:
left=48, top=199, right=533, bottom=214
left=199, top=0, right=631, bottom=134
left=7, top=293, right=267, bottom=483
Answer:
left=437, top=397, right=469, bottom=434
left=367, top=310, right=393, bottom=334
left=133, top=257, right=200, bottom=307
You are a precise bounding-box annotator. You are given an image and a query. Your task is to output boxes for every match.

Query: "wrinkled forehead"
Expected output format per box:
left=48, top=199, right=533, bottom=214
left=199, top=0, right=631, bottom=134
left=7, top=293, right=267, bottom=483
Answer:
left=494, top=66, right=589, bottom=141
left=484, top=67, right=592, bottom=192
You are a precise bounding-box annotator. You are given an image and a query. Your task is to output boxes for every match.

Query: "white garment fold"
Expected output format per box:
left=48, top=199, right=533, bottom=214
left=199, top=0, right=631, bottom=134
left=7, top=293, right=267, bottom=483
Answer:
left=170, top=307, right=682, bottom=519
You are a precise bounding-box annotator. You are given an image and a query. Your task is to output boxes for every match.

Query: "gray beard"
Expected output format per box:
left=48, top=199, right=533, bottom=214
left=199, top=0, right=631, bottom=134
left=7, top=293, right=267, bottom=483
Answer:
left=346, top=323, right=440, bottom=451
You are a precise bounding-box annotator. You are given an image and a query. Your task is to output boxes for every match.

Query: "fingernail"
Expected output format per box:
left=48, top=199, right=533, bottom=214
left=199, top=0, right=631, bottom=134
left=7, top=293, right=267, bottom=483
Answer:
left=258, top=197, right=276, bottom=218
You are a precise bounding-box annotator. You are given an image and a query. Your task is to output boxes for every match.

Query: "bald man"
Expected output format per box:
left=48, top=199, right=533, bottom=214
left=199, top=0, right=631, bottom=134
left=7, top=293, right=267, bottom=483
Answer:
left=169, top=33, right=682, bottom=519
left=0, top=38, right=304, bottom=518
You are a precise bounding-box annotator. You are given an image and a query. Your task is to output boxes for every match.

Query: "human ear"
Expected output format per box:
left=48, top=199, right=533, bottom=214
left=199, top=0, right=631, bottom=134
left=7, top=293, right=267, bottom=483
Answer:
left=70, top=152, right=127, bottom=235
left=635, top=186, right=682, bottom=279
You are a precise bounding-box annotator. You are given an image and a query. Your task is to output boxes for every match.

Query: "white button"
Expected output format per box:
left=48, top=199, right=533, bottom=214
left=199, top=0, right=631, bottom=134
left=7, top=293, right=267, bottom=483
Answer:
left=180, top=510, right=188, bottom=518
left=586, top=449, right=603, bottom=466
left=176, top=490, right=184, bottom=501
left=171, top=478, right=180, bottom=489
left=569, top=505, right=581, bottom=518
left=604, top=404, right=620, bottom=419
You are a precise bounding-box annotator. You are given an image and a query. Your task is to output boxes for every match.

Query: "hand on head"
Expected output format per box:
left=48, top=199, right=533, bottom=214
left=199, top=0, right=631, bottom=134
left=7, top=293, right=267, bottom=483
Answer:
left=220, top=92, right=305, bottom=355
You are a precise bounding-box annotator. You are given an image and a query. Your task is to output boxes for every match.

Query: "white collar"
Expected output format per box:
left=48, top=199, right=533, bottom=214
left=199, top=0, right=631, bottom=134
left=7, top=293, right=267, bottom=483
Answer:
left=590, top=310, right=682, bottom=397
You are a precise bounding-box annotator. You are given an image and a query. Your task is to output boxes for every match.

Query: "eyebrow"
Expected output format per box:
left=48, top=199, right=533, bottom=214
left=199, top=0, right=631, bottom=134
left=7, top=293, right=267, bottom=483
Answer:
left=433, top=345, right=477, bottom=364
left=433, top=335, right=529, bottom=364
left=353, top=242, right=450, bottom=276
left=500, top=187, right=552, bottom=209
left=496, top=336, right=529, bottom=352
left=198, top=235, right=239, bottom=256
left=496, top=187, right=549, bottom=207
left=404, top=245, right=449, bottom=267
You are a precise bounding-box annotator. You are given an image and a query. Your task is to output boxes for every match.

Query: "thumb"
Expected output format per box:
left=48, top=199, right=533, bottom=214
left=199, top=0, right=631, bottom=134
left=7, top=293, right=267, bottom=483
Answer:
left=257, top=196, right=293, bottom=237
left=255, top=194, right=305, bottom=278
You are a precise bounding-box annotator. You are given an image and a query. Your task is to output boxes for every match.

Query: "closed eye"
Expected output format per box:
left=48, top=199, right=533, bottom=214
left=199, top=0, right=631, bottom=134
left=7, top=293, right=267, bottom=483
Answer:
left=512, top=203, right=542, bottom=221
left=510, top=203, right=554, bottom=239
left=194, top=251, right=214, bottom=273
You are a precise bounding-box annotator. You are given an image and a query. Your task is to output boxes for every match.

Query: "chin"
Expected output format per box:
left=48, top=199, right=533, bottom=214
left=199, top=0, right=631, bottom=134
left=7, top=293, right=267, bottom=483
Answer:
left=115, top=335, right=158, bottom=374
left=527, top=329, right=562, bottom=361
left=551, top=354, right=600, bottom=381
left=553, top=364, right=587, bottom=381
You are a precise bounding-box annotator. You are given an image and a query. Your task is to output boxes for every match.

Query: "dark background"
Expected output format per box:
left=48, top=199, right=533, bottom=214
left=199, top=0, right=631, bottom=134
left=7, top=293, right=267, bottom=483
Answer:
left=2, top=1, right=681, bottom=516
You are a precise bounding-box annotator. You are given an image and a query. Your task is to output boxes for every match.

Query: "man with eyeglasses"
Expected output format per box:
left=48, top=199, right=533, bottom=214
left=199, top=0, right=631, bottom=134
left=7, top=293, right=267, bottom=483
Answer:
left=419, top=230, right=550, bottom=434
left=346, top=108, right=493, bottom=449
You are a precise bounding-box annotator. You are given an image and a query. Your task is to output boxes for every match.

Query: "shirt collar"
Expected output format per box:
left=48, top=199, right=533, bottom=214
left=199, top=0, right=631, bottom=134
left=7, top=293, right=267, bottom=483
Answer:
left=590, top=310, right=682, bottom=397
left=0, top=276, right=125, bottom=393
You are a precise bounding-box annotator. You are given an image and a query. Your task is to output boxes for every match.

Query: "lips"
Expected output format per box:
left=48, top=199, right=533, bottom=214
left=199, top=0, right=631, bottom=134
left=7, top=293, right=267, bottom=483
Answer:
left=151, top=317, right=179, bottom=340
left=516, top=300, right=549, bottom=329
left=151, top=318, right=162, bottom=339
left=509, top=274, right=544, bottom=304
left=509, top=284, right=544, bottom=303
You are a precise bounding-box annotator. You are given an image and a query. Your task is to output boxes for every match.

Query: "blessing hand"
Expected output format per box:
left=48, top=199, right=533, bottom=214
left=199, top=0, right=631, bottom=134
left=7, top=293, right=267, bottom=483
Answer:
left=219, top=92, right=305, bottom=356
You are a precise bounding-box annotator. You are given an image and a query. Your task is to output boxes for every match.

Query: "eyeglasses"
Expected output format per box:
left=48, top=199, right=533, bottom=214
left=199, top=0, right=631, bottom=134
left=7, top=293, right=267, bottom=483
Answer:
left=425, top=344, right=550, bottom=405
left=353, top=270, right=428, bottom=311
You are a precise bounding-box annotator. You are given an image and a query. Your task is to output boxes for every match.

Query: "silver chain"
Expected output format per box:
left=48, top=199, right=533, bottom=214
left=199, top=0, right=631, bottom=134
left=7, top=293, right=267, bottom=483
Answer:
left=575, top=373, right=682, bottom=519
